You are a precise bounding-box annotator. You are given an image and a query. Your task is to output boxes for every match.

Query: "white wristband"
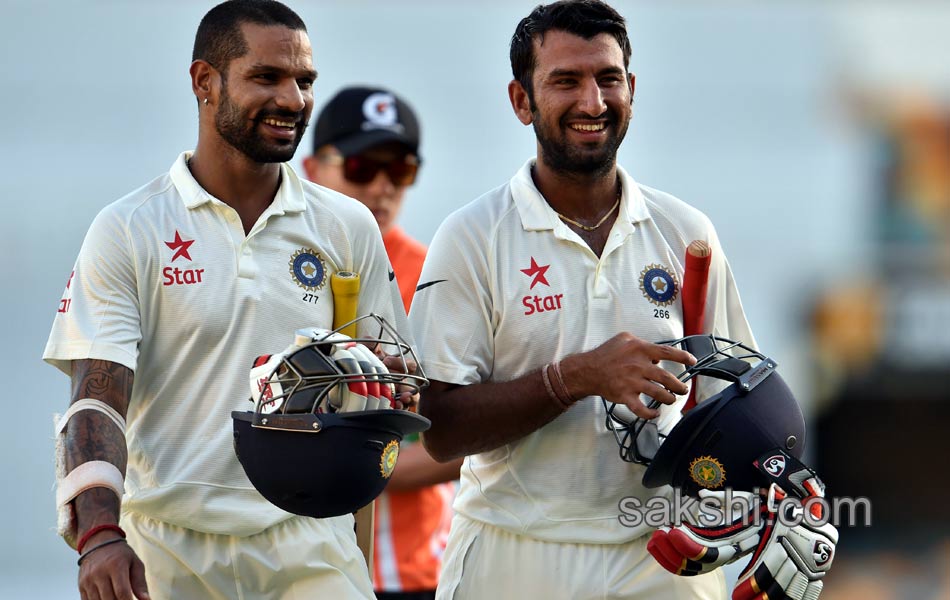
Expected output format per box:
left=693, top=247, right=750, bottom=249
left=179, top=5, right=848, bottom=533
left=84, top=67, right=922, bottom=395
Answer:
left=56, top=398, right=126, bottom=434
left=56, top=460, right=124, bottom=508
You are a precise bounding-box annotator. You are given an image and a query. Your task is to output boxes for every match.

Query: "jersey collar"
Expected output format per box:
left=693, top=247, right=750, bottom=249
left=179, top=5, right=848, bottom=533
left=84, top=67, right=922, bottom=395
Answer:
left=510, top=158, right=650, bottom=232
left=170, top=151, right=307, bottom=213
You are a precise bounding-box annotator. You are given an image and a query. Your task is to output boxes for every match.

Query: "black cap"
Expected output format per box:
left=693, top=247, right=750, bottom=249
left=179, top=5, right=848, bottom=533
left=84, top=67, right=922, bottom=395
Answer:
left=312, top=86, right=421, bottom=158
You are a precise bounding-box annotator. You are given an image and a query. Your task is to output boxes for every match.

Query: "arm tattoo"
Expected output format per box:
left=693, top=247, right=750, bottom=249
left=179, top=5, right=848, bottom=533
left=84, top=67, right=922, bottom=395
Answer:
left=67, top=359, right=134, bottom=529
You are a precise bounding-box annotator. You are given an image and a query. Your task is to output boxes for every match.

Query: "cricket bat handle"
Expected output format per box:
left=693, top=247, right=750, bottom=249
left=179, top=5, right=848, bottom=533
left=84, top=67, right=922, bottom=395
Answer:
left=681, top=240, right=711, bottom=414
left=331, top=271, right=360, bottom=337
left=331, top=271, right=374, bottom=574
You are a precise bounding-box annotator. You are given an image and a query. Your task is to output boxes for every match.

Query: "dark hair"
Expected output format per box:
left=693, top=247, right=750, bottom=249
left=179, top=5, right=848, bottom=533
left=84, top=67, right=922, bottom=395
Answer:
left=510, top=0, right=631, bottom=100
left=193, top=0, right=307, bottom=73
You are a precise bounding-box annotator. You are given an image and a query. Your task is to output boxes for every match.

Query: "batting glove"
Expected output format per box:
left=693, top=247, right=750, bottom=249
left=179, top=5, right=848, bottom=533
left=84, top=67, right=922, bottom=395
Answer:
left=732, top=485, right=837, bottom=600
left=648, top=484, right=838, bottom=600
left=647, top=489, right=765, bottom=576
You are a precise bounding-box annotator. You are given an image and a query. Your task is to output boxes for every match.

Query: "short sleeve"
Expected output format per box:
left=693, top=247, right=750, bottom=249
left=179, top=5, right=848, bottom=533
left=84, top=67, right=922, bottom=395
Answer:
left=43, top=208, right=141, bottom=375
left=408, top=210, right=495, bottom=385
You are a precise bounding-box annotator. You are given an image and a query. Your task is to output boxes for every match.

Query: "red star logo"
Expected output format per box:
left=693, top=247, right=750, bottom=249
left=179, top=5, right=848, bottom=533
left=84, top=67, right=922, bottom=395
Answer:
left=520, top=257, right=550, bottom=289
left=165, top=230, right=195, bottom=262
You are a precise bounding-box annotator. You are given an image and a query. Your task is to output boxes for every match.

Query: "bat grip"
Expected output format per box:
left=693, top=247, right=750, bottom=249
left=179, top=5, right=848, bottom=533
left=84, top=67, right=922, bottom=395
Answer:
left=331, top=271, right=360, bottom=337
left=681, top=246, right=711, bottom=413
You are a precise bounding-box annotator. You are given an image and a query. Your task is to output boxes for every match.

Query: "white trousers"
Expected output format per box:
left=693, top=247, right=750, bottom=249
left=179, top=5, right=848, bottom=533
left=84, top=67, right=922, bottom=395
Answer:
left=123, top=511, right=375, bottom=600
left=436, top=515, right=726, bottom=600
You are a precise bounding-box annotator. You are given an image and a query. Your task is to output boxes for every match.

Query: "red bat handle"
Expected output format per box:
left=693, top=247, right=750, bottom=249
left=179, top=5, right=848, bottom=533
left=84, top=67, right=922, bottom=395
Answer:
left=681, top=241, right=711, bottom=414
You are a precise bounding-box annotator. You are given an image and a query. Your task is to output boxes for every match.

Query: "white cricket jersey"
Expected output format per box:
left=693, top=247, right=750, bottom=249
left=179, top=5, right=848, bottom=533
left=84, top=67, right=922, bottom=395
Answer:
left=44, top=152, right=408, bottom=536
left=409, top=159, right=755, bottom=545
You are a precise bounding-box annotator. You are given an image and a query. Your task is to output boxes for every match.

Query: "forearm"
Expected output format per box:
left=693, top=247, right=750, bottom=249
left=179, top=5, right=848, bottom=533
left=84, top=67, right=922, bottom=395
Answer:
left=418, top=333, right=697, bottom=462
left=419, top=370, right=570, bottom=462
left=386, top=444, right=463, bottom=491
left=67, top=360, right=133, bottom=533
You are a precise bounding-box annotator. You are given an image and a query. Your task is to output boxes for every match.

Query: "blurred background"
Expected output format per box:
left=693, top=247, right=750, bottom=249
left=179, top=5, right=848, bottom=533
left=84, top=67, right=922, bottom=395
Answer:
left=2, top=0, right=948, bottom=597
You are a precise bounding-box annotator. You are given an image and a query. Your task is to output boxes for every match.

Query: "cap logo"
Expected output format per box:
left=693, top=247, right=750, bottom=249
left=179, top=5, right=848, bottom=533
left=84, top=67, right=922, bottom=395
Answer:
left=380, top=440, right=400, bottom=478
left=361, top=92, right=405, bottom=133
left=689, top=455, right=726, bottom=489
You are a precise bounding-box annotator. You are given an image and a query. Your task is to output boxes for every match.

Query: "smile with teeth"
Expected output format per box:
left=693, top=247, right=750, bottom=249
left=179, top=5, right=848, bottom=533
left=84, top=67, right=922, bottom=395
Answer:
left=571, top=123, right=606, bottom=132
left=262, top=117, right=296, bottom=129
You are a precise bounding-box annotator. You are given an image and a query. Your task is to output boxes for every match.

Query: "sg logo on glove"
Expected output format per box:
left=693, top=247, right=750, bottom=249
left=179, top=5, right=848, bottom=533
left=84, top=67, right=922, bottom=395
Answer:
left=813, top=540, right=833, bottom=567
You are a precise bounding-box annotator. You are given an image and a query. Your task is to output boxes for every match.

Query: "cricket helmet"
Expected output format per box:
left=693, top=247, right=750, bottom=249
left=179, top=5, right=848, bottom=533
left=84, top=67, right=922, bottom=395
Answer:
left=603, top=335, right=806, bottom=496
left=232, top=314, right=430, bottom=518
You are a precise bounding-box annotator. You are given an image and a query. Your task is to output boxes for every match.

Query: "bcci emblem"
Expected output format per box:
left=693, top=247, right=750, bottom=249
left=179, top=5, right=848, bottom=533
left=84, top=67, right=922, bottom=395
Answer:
left=290, top=248, right=327, bottom=291
left=639, top=264, right=678, bottom=307
left=689, top=455, right=726, bottom=489
left=380, top=440, right=400, bottom=479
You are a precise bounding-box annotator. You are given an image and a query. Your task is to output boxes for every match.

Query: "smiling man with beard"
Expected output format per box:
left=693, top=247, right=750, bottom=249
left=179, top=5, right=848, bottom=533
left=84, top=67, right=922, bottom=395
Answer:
left=43, top=1, right=410, bottom=599
left=408, top=1, right=756, bottom=598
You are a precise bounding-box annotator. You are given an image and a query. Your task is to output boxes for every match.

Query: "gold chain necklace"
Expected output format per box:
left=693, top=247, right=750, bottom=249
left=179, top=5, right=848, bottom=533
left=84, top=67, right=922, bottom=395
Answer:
left=554, top=189, right=621, bottom=232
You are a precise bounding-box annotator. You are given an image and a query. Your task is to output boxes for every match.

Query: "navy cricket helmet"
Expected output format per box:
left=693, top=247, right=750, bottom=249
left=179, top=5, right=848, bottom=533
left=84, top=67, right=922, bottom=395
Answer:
left=603, top=335, right=806, bottom=496
left=232, top=314, right=430, bottom=518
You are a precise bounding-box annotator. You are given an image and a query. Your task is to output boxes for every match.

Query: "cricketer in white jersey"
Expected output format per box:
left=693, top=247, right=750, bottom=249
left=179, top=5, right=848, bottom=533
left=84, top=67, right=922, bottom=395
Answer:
left=410, top=161, right=753, bottom=599
left=408, top=1, right=756, bottom=598
left=45, top=152, right=405, bottom=598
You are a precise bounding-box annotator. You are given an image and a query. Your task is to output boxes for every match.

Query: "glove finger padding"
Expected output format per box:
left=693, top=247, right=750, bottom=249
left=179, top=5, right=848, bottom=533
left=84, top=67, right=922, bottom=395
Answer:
left=249, top=352, right=291, bottom=414
left=647, top=490, right=765, bottom=576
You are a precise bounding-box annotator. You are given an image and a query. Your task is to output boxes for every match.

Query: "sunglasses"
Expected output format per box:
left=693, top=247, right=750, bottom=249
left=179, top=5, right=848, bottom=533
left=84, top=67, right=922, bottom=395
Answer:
left=321, top=153, right=420, bottom=186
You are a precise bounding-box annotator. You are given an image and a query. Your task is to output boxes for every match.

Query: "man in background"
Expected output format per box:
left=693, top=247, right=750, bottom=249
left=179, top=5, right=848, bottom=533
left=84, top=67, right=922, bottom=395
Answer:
left=304, top=86, right=463, bottom=600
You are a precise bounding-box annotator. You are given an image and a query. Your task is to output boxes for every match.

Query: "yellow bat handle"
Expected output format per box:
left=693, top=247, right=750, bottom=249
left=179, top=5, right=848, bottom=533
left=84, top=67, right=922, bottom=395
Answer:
left=331, top=271, right=360, bottom=337
left=331, top=270, right=373, bottom=573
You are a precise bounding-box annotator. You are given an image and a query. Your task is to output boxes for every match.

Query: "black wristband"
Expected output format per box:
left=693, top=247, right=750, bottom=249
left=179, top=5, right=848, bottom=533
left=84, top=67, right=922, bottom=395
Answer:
left=77, top=537, right=127, bottom=566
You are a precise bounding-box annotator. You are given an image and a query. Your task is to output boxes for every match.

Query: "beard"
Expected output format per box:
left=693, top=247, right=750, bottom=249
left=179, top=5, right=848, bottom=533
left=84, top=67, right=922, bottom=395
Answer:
left=215, top=82, right=307, bottom=163
left=531, top=106, right=629, bottom=178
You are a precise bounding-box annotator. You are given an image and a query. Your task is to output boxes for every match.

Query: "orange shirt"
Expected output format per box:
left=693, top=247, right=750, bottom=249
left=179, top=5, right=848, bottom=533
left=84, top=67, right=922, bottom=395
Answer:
left=382, top=226, right=427, bottom=313
left=374, top=226, right=454, bottom=592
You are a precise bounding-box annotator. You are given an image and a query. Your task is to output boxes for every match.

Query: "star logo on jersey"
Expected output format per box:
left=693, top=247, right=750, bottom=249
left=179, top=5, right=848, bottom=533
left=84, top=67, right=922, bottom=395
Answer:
left=165, top=230, right=195, bottom=262
left=520, top=257, right=550, bottom=289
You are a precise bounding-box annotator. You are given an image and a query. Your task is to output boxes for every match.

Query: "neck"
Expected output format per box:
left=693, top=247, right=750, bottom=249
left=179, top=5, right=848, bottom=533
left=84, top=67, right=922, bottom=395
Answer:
left=531, top=157, right=620, bottom=220
left=189, top=137, right=282, bottom=227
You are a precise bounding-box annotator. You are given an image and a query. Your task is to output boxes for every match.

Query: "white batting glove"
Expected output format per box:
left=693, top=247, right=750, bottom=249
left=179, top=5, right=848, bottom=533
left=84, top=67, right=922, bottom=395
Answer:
left=647, top=489, right=765, bottom=576
left=732, top=485, right=837, bottom=600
